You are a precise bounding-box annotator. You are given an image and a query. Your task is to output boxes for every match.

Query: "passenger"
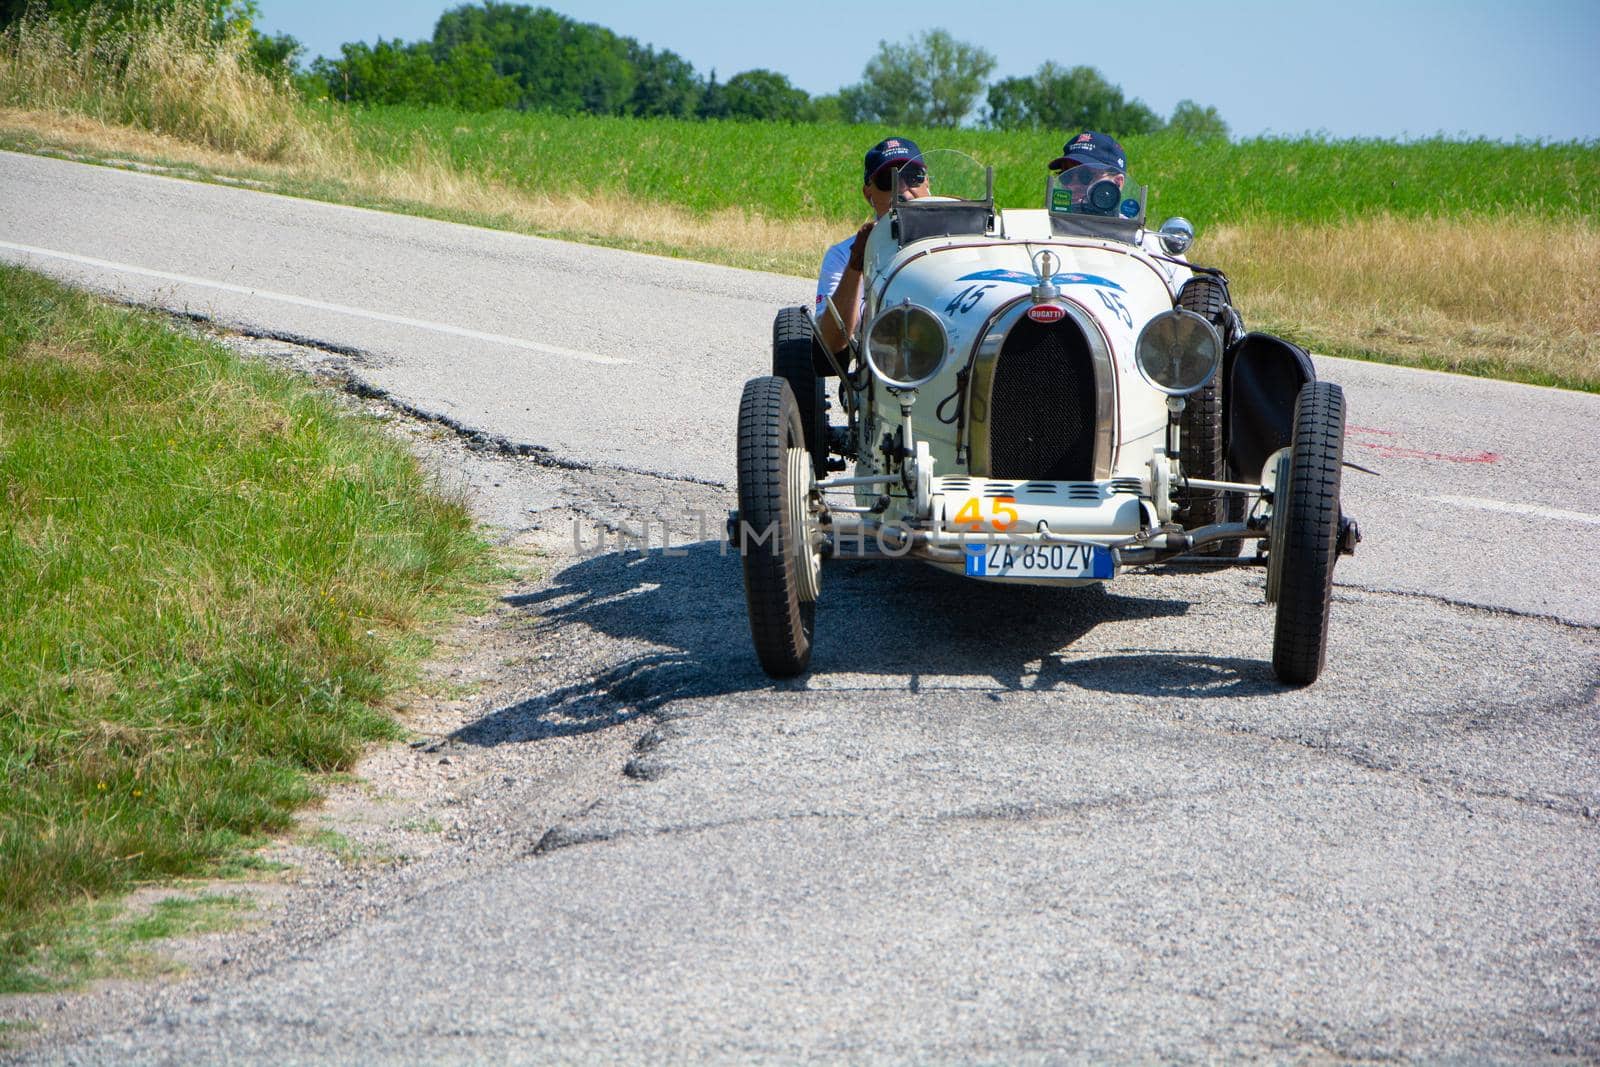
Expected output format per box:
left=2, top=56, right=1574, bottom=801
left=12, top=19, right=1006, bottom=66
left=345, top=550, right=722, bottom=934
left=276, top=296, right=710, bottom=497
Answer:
left=1049, top=128, right=1126, bottom=179
left=814, top=136, right=930, bottom=356
left=1050, top=130, right=1127, bottom=214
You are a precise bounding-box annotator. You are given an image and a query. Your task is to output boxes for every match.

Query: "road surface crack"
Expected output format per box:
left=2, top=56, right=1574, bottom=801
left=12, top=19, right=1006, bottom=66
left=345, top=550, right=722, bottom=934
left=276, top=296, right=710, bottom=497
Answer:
left=1335, top=582, right=1600, bottom=631
left=184, top=310, right=728, bottom=489
left=1180, top=717, right=1599, bottom=824
left=527, top=784, right=1281, bottom=856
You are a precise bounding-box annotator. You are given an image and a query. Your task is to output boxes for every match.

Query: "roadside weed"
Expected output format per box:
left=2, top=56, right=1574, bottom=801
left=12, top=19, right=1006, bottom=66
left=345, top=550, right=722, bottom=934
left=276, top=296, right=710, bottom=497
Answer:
left=0, top=265, right=493, bottom=988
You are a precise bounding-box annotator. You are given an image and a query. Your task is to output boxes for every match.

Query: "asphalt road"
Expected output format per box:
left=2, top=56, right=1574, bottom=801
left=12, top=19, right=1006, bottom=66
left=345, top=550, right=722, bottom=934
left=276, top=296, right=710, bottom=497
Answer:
left=3, top=150, right=1597, bottom=1063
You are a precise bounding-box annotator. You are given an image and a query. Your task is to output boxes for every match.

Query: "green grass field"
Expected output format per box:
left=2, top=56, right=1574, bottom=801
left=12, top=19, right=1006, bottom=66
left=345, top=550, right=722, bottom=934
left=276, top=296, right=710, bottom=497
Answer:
left=0, top=265, right=493, bottom=990
left=348, top=106, right=1600, bottom=228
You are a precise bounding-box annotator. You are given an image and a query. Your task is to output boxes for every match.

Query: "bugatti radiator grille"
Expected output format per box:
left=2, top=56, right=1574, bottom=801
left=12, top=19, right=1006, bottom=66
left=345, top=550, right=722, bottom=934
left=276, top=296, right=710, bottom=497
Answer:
left=989, top=319, right=1096, bottom=481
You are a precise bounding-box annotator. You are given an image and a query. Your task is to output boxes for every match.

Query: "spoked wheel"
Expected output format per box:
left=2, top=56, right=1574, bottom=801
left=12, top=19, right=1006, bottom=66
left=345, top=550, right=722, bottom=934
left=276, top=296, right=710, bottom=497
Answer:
left=737, top=376, right=822, bottom=678
left=1176, top=276, right=1242, bottom=558
left=1270, top=381, right=1346, bottom=685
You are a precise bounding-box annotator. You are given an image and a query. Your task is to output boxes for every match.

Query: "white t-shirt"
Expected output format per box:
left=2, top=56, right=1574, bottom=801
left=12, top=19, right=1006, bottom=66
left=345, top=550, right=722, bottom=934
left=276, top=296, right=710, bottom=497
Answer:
left=811, top=232, right=858, bottom=326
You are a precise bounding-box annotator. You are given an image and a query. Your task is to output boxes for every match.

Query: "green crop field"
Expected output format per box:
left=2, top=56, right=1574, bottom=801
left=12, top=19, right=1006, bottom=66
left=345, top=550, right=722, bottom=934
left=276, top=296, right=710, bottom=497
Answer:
left=348, top=106, right=1600, bottom=229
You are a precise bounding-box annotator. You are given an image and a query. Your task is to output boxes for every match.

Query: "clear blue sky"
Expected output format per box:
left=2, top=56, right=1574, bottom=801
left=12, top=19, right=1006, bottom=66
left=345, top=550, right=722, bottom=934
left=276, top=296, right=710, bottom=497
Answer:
left=255, top=0, right=1600, bottom=142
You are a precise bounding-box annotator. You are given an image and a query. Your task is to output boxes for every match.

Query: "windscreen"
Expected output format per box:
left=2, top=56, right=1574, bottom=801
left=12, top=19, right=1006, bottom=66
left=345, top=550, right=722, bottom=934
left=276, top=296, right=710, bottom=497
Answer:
left=896, top=148, right=990, bottom=204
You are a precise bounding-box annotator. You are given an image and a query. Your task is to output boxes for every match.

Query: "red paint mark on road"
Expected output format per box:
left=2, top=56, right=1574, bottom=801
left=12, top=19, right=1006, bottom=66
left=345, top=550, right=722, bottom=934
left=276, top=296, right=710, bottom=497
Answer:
left=1346, top=424, right=1501, bottom=464
left=1354, top=441, right=1501, bottom=464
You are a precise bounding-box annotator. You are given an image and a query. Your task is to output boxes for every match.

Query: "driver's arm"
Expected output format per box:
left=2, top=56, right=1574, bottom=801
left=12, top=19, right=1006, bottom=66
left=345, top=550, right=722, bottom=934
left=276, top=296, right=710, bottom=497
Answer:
left=819, top=267, right=864, bottom=354
left=818, top=220, right=874, bottom=354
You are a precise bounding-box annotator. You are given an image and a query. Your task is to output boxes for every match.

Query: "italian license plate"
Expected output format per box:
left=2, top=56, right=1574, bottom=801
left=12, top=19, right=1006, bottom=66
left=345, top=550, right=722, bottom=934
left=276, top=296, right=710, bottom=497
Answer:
left=964, top=542, right=1114, bottom=579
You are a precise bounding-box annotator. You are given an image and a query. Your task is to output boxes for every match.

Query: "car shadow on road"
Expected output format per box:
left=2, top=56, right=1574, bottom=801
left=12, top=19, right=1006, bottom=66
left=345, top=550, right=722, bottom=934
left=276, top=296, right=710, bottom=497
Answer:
left=454, top=541, right=1278, bottom=748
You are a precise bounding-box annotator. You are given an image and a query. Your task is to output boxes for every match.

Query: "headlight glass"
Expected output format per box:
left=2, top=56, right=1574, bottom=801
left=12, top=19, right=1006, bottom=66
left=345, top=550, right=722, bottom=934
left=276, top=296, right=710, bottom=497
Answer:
left=866, top=303, right=948, bottom=389
left=1135, top=309, right=1222, bottom=395
left=1157, top=216, right=1194, bottom=254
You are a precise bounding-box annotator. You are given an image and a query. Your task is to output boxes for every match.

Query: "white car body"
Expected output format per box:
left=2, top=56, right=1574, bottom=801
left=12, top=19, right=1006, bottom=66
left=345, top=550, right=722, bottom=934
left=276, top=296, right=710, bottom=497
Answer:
left=734, top=152, right=1356, bottom=684
left=852, top=207, right=1188, bottom=583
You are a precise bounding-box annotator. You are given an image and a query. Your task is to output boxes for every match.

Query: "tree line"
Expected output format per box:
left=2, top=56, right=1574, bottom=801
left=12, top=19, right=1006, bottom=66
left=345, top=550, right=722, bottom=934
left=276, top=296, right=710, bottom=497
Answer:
left=0, top=0, right=1229, bottom=139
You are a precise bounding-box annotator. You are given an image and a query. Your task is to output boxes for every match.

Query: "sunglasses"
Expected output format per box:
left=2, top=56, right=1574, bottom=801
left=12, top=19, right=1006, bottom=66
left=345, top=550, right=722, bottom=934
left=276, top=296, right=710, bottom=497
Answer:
left=872, top=163, right=928, bottom=192
left=1057, top=164, right=1123, bottom=183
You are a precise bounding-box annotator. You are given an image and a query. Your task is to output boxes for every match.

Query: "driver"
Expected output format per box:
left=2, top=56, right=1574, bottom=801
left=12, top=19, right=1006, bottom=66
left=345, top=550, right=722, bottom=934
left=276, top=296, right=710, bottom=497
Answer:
left=813, top=136, right=930, bottom=356
left=1050, top=130, right=1126, bottom=214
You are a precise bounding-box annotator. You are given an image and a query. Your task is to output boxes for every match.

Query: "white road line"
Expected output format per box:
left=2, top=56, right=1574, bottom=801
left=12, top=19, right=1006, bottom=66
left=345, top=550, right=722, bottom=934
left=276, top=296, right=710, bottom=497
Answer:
left=1434, top=494, right=1600, bottom=528
left=0, top=239, right=630, bottom=366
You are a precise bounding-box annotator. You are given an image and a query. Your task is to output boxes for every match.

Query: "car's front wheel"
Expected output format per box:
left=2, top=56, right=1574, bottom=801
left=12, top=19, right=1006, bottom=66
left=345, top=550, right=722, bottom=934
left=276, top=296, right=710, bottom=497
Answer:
left=1270, top=381, right=1346, bottom=685
left=736, top=376, right=821, bottom=678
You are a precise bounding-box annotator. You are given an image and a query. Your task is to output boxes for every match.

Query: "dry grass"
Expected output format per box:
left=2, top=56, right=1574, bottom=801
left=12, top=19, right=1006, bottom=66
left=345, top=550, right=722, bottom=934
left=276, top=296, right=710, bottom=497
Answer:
left=1210, top=216, right=1600, bottom=389
left=0, top=0, right=336, bottom=163
left=0, top=105, right=836, bottom=274
left=0, top=105, right=300, bottom=171
left=347, top=134, right=840, bottom=272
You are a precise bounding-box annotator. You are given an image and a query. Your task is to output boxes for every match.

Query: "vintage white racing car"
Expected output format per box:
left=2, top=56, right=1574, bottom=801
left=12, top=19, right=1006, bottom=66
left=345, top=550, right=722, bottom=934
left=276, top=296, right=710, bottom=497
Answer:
left=731, top=152, right=1359, bottom=685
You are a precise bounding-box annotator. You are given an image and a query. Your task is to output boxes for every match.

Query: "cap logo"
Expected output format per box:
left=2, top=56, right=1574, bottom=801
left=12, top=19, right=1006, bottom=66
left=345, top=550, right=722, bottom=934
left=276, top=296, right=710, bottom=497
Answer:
left=1075, top=133, right=1093, bottom=142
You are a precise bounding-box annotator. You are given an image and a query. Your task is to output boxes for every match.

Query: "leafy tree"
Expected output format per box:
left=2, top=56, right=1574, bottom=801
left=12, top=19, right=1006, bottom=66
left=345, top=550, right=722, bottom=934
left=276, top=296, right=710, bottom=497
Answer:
left=696, top=69, right=726, bottom=119
left=718, top=68, right=810, bottom=122
left=432, top=3, right=635, bottom=113
left=985, top=62, right=1163, bottom=136
left=806, top=91, right=845, bottom=124
left=626, top=41, right=699, bottom=117
left=1168, top=98, right=1229, bottom=141
left=248, top=29, right=303, bottom=74
left=309, top=38, right=514, bottom=110
left=841, top=29, right=995, bottom=127
left=432, top=41, right=518, bottom=109
left=312, top=39, right=434, bottom=105
left=983, top=76, right=1037, bottom=131
left=835, top=82, right=872, bottom=124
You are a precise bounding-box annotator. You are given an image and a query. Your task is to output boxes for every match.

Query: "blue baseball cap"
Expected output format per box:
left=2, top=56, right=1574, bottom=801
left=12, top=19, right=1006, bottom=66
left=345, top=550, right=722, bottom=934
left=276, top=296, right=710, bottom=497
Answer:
left=1049, top=130, right=1126, bottom=172
left=863, top=137, right=923, bottom=183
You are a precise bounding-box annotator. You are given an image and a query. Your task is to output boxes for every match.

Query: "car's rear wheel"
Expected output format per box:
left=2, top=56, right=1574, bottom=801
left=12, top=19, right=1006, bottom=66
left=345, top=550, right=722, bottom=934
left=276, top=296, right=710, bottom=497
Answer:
left=1176, top=276, right=1242, bottom=557
left=1270, top=382, right=1345, bottom=685
left=772, top=307, right=829, bottom=479
left=737, top=376, right=820, bottom=678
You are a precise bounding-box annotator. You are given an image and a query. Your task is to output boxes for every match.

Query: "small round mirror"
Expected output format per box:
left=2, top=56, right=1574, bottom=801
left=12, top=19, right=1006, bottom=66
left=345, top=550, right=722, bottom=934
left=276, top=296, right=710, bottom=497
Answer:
left=1158, top=217, right=1195, bottom=255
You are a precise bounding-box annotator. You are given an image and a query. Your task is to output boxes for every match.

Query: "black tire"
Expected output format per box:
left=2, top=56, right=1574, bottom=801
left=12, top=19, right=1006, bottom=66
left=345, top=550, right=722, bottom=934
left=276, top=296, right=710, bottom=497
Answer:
left=1271, top=382, right=1345, bottom=685
left=772, top=307, right=828, bottom=479
left=737, top=376, right=818, bottom=678
left=1176, top=277, right=1242, bottom=557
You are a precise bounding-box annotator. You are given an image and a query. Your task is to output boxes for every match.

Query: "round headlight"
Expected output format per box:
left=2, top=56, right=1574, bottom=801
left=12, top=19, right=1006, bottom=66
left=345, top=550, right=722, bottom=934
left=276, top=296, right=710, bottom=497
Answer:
left=865, top=303, right=948, bottom=390
left=1135, top=309, right=1222, bottom=395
